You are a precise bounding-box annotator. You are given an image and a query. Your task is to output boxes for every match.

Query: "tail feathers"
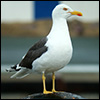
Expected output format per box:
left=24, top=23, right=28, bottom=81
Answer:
left=6, top=64, right=31, bottom=79
left=11, top=68, right=31, bottom=79
left=6, top=64, right=21, bottom=73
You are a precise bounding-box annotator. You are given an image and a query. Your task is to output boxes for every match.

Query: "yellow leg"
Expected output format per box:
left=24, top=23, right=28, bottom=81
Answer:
left=52, top=73, right=64, bottom=93
left=42, top=73, right=52, bottom=94
left=52, top=72, right=57, bottom=92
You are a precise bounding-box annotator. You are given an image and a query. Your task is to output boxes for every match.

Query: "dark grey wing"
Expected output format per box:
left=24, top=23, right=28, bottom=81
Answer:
left=19, top=37, right=48, bottom=69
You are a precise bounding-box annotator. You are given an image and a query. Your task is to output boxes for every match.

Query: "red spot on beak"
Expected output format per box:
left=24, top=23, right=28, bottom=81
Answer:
left=77, top=14, right=82, bottom=16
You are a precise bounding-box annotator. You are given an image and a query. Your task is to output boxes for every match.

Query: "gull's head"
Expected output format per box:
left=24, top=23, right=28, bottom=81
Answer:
left=52, top=4, right=82, bottom=19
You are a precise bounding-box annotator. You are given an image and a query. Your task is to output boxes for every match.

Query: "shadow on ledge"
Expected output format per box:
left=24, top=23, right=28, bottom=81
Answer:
left=24, top=92, right=86, bottom=99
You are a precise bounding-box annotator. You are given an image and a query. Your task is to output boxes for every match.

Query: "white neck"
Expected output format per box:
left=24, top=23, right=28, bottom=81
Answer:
left=47, top=17, right=71, bottom=41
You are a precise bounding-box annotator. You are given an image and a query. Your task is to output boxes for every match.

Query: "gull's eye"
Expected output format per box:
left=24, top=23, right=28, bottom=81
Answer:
left=63, top=8, right=68, bottom=11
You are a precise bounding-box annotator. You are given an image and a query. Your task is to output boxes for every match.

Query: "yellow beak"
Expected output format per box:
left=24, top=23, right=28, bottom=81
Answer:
left=68, top=11, right=83, bottom=16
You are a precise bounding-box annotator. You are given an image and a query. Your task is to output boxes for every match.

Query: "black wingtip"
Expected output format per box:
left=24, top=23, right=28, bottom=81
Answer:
left=6, top=69, right=8, bottom=72
left=5, top=69, right=11, bottom=72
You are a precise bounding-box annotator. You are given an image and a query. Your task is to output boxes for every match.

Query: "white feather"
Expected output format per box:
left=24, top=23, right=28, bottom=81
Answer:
left=32, top=4, right=73, bottom=74
left=11, top=67, right=31, bottom=79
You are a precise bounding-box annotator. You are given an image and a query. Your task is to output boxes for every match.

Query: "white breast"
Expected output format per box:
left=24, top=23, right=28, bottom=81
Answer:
left=32, top=18, right=73, bottom=74
left=32, top=35, right=73, bottom=73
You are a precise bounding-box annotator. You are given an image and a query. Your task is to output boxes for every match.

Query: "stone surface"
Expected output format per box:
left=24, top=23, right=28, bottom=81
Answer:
left=24, top=92, right=86, bottom=99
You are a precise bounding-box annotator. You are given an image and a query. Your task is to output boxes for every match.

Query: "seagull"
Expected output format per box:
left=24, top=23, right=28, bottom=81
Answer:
left=6, top=4, right=82, bottom=94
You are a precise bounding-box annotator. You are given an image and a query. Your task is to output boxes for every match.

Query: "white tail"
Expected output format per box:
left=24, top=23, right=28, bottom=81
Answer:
left=10, top=68, right=31, bottom=79
left=6, top=65, right=31, bottom=79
